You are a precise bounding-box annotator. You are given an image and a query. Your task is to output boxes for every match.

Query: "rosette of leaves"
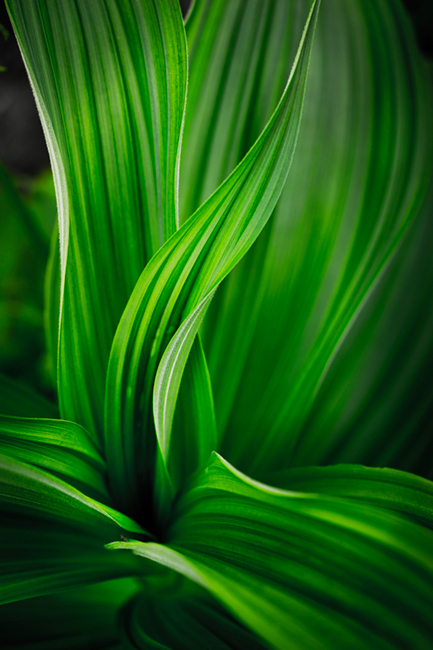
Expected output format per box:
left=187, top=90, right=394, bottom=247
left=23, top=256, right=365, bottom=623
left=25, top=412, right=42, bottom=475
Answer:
left=2, top=0, right=433, bottom=648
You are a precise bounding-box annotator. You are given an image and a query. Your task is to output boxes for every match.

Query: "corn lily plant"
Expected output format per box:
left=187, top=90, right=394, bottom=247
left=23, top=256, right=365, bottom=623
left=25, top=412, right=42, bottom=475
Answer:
left=2, top=0, right=433, bottom=648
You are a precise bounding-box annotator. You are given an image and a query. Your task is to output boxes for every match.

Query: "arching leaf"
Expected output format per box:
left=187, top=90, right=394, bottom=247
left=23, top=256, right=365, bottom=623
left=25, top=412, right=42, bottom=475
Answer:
left=109, top=454, right=433, bottom=649
left=104, top=0, right=321, bottom=521
left=6, top=0, right=188, bottom=442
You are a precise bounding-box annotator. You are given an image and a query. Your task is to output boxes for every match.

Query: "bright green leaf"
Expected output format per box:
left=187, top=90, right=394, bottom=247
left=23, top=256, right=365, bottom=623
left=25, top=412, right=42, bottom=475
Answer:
left=0, top=415, right=109, bottom=501
left=104, top=0, right=320, bottom=522
left=109, top=453, right=433, bottom=649
left=6, top=0, right=188, bottom=442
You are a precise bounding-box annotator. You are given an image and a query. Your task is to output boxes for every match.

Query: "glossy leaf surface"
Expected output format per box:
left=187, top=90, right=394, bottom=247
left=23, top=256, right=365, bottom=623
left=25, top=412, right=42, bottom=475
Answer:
left=104, top=0, right=320, bottom=520
left=6, top=0, right=188, bottom=441
left=0, top=415, right=108, bottom=501
left=188, top=0, right=433, bottom=478
left=109, top=453, right=433, bottom=649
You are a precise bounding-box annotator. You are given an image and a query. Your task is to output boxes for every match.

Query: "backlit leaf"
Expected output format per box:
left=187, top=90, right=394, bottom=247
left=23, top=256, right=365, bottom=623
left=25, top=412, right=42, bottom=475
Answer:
left=104, top=0, right=320, bottom=521
left=6, top=0, right=188, bottom=441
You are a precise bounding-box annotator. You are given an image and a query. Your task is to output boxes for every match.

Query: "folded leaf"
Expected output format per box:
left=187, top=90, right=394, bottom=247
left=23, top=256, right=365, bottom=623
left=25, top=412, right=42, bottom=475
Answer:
left=104, top=0, right=320, bottom=521
left=153, top=290, right=217, bottom=492
left=0, top=415, right=109, bottom=501
left=6, top=0, right=188, bottom=441
left=0, top=453, right=148, bottom=533
left=191, top=0, right=433, bottom=478
left=109, top=454, right=433, bottom=649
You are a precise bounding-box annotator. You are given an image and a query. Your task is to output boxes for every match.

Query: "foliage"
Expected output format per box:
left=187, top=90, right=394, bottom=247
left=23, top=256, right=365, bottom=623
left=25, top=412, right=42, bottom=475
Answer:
left=1, top=0, right=433, bottom=648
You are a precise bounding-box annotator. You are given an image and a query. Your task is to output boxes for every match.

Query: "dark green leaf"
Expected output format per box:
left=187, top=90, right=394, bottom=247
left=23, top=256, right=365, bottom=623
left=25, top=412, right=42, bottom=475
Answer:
left=0, top=372, right=58, bottom=419
left=191, top=0, right=433, bottom=479
left=109, top=453, right=433, bottom=649
left=0, top=454, right=149, bottom=603
left=0, top=415, right=109, bottom=501
left=1, top=578, right=139, bottom=649
left=119, top=583, right=266, bottom=650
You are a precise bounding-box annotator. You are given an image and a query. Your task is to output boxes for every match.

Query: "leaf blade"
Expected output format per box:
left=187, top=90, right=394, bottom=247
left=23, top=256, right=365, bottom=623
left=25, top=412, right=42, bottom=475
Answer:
left=108, top=454, right=433, bottom=649
left=104, top=0, right=321, bottom=519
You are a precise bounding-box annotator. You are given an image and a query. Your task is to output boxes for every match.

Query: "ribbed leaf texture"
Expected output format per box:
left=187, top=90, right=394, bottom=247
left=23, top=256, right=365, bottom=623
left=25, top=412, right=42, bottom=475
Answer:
left=1, top=0, right=433, bottom=648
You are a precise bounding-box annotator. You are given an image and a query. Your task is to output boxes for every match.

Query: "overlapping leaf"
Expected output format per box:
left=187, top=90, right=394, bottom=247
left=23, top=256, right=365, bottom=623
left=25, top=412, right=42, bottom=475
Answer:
left=0, top=415, right=108, bottom=501
left=184, top=0, right=433, bottom=477
left=104, top=0, right=320, bottom=521
left=1, top=578, right=140, bottom=649
left=0, top=453, right=148, bottom=604
left=118, top=583, right=266, bottom=649
left=264, top=463, right=433, bottom=528
left=3, top=2, right=433, bottom=650
left=6, top=0, right=188, bottom=441
left=291, top=188, right=433, bottom=475
left=110, top=453, right=433, bottom=650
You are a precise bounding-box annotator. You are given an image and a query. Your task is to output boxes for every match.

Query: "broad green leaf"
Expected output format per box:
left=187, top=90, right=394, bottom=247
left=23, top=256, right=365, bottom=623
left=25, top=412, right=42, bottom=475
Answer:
left=289, top=186, right=433, bottom=476
left=180, top=0, right=306, bottom=224
left=0, top=453, right=147, bottom=533
left=104, top=0, right=320, bottom=521
left=6, top=0, right=188, bottom=441
left=118, top=583, right=266, bottom=650
left=1, top=578, right=140, bottom=649
left=0, top=372, right=58, bottom=419
left=189, top=0, right=433, bottom=477
left=0, top=454, right=149, bottom=604
left=109, top=453, right=433, bottom=649
left=0, top=415, right=109, bottom=501
left=263, top=463, right=433, bottom=529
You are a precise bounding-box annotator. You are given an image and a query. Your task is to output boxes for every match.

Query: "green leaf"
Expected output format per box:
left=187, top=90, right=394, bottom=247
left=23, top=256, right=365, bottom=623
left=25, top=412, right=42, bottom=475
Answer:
left=1, top=578, right=140, bottom=649
left=118, top=583, right=266, bottom=650
left=43, top=220, right=61, bottom=384
left=289, top=186, right=433, bottom=475
left=0, top=162, right=49, bottom=257
left=109, top=453, right=433, bottom=649
left=0, top=23, right=9, bottom=40
left=0, top=453, right=147, bottom=534
left=263, top=463, right=433, bottom=529
left=6, top=0, right=188, bottom=441
left=0, top=415, right=109, bottom=501
left=0, top=167, right=52, bottom=388
left=192, top=0, right=433, bottom=477
left=0, top=454, right=149, bottom=604
left=180, top=0, right=306, bottom=224
left=0, top=372, right=58, bottom=419
left=104, top=0, right=321, bottom=521
left=153, top=290, right=217, bottom=491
